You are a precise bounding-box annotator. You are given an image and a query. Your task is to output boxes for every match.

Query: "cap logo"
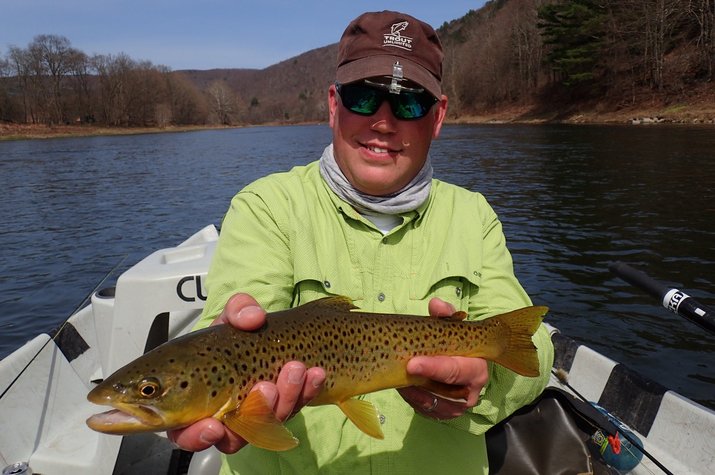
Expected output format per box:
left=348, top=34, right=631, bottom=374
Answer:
left=383, top=21, right=412, bottom=51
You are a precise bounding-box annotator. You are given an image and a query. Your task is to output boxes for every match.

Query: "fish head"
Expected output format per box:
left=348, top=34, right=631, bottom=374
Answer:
left=86, top=346, right=230, bottom=435
left=86, top=374, right=167, bottom=433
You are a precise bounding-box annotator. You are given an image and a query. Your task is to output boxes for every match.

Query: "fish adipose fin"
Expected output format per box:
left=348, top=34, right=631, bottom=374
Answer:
left=491, top=306, right=548, bottom=377
left=222, top=390, right=299, bottom=451
left=337, top=398, right=385, bottom=439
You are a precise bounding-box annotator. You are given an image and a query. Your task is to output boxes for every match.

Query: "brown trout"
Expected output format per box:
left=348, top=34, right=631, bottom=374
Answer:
left=87, top=296, right=546, bottom=450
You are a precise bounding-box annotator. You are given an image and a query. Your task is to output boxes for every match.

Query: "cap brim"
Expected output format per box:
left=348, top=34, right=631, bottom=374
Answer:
left=336, top=55, right=441, bottom=98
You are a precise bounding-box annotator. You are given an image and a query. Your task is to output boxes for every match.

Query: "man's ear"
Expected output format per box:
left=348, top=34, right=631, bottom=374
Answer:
left=328, top=84, right=339, bottom=129
left=432, top=95, right=448, bottom=139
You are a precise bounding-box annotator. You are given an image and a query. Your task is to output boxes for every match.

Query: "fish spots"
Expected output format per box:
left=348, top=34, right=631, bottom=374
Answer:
left=88, top=299, right=536, bottom=436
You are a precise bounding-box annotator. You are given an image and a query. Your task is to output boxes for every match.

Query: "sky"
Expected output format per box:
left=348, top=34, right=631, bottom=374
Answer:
left=0, top=1, right=488, bottom=71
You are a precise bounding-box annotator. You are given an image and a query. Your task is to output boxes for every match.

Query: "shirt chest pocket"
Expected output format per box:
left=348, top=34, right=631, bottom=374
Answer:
left=410, top=266, right=482, bottom=314
left=291, top=264, right=363, bottom=308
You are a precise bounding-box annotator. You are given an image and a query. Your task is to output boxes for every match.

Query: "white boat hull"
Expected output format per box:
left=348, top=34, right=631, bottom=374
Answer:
left=1, top=226, right=713, bottom=474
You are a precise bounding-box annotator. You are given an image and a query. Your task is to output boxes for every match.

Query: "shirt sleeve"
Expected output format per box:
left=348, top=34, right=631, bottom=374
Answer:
left=194, top=189, right=295, bottom=330
left=444, top=196, right=554, bottom=435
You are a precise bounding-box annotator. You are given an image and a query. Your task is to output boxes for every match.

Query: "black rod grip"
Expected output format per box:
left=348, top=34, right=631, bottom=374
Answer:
left=609, top=262, right=669, bottom=301
left=610, top=261, right=715, bottom=335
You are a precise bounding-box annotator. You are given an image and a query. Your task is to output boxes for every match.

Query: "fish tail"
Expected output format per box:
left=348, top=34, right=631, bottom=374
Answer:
left=490, top=306, right=547, bottom=377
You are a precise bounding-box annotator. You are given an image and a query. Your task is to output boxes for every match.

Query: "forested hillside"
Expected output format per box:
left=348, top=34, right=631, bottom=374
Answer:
left=439, top=0, right=715, bottom=121
left=1, top=0, right=713, bottom=127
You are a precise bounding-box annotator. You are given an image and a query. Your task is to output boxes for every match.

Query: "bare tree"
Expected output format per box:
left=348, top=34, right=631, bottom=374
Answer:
left=7, top=46, right=37, bottom=123
left=511, top=0, right=547, bottom=95
left=0, top=54, right=11, bottom=121
left=93, top=53, right=125, bottom=125
left=686, top=0, right=715, bottom=79
left=206, top=80, right=237, bottom=124
left=66, top=49, right=93, bottom=123
left=164, top=71, right=209, bottom=125
left=29, top=35, right=79, bottom=124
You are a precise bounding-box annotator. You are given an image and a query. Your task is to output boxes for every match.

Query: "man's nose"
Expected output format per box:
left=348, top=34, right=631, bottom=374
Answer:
left=369, top=101, right=398, bottom=133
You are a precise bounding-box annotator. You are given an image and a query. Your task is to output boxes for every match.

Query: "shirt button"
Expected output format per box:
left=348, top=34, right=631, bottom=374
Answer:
left=455, top=287, right=462, bottom=297
left=323, top=280, right=331, bottom=289
left=379, top=414, right=386, bottom=424
left=377, top=292, right=385, bottom=302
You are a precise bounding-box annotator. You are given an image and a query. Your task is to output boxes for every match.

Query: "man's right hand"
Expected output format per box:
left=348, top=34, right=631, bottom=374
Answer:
left=166, top=293, right=326, bottom=453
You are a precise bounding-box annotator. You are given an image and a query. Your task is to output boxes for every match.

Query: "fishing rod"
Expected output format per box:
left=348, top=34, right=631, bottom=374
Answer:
left=0, top=256, right=127, bottom=401
left=552, top=369, right=674, bottom=475
left=609, top=262, right=715, bottom=335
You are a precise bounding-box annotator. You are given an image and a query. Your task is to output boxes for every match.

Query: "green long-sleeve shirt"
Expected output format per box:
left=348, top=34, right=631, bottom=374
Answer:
left=196, top=159, right=553, bottom=474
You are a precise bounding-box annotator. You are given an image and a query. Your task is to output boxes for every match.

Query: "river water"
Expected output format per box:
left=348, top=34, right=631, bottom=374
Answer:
left=1, top=124, right=713, bottom=409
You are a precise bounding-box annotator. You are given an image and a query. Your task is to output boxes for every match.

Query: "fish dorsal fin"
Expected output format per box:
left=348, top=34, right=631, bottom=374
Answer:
left=429, top=310, right=468, bottom=322
left=300, top=296, right=359, bottom=316
left=222, top=390, right=298, bottom=451
left=337, top=398, right=384, bottom=439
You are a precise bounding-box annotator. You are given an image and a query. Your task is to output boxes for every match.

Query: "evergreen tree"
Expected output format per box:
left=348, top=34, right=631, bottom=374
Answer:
left=538, top=0, right=606, bottom=87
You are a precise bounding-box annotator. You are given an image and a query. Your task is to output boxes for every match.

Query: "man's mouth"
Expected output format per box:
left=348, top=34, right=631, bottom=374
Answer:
left=363, top=143, right=399, bottom=155
left=368, top=145, right=389, bottom=153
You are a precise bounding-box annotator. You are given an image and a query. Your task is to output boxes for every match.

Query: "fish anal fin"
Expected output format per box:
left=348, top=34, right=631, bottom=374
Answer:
left=419, top=381, right=470, bottom=402
left=222, top=390, right=298, bottom=451
left=337, top=398, right=384, bottom=439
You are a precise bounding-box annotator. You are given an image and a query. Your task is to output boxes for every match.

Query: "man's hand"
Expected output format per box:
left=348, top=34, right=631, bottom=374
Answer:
left=397, top=298, right=488, bottom=420
left=166, top=293, right=326, bottom=453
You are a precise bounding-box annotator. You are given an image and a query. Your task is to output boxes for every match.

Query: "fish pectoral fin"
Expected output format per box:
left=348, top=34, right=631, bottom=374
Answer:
left=337, top=398, right=384, bottom=440
left=222, top=390, right=298, bottom=451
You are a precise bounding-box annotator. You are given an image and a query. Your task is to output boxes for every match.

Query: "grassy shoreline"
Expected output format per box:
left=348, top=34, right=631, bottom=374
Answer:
left=2, top=104, right=714, bottom=141
left=0, top=123, right=244, bottom=141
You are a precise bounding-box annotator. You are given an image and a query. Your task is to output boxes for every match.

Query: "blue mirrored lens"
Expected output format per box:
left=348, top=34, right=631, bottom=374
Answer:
left=337, top=83, right=436, bottom=120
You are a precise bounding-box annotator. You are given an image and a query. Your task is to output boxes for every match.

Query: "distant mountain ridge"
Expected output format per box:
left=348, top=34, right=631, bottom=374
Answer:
left=177, top=0, right=715, bottom=124
left=178, top=43, right=337, bottom=123
left=2, top=1, right=713, bottom=128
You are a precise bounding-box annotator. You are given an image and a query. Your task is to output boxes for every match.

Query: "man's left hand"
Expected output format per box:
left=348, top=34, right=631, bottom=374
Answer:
left=397, top=298, right=488, bottom=419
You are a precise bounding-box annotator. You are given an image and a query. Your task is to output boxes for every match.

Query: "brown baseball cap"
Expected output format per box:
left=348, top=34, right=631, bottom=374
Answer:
left=336, top=11, right=444, bottom=98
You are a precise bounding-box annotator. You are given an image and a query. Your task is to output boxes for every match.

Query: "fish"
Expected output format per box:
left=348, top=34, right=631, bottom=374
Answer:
left=86, top=296, right=547, bottom=451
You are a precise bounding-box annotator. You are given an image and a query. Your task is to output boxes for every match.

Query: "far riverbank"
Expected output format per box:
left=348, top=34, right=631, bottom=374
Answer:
left=0, top=123, right=240, bottom=141
left=3, top=103, right=714, bottom=141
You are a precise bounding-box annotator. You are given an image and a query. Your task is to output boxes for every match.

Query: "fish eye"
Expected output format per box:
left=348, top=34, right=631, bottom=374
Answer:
left=138, top=378, right=161, bottom=398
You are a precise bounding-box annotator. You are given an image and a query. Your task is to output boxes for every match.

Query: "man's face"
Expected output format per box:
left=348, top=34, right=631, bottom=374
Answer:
left=328, top=81, right=447, bottom=197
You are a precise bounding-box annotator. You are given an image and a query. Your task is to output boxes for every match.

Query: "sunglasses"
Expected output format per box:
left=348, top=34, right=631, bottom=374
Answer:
left=335, top=81, right=438, bottom=120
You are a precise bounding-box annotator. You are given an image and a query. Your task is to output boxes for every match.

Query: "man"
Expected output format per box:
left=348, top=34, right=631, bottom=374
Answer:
left=170, top=10, right=553, bottom=474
